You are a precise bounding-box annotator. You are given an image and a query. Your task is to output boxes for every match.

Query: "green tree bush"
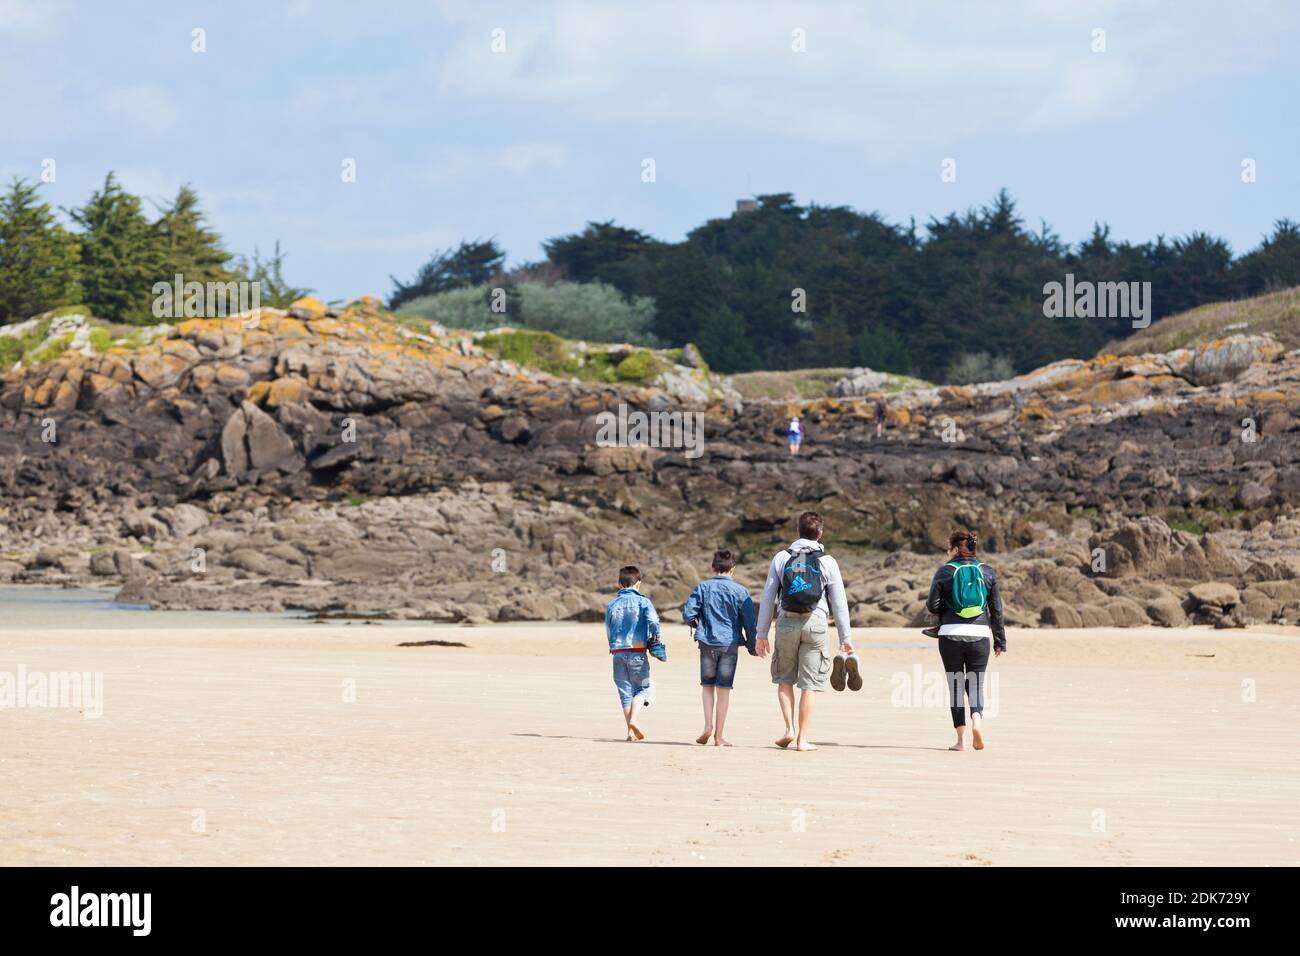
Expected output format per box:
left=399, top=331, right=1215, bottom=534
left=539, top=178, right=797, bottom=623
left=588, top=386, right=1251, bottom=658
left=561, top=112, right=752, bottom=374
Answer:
left=854, top=325, right=912, bottom=375
left=154, top=184, right=238, bottom=288
left=946, top=351, right=1015, bottom=384
left=68, top=173, right=166, bottom=324
left=0, top=179, right=82, bottom=322
left=531, top=190, right=1300, bottom=375
left=388, top=239, right=506, bottom=310
left=614, top=349, right=663, bottom=382
left=398, top=280, right=659, bottom=345
left=234, top=241, right=313, bottom=308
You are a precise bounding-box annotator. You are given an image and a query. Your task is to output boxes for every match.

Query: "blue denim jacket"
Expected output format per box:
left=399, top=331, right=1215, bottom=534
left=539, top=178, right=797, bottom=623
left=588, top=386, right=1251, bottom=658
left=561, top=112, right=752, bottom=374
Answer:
left=605, top=588, right=662, bottom=651
left=682, top=576, right=757, bottom=649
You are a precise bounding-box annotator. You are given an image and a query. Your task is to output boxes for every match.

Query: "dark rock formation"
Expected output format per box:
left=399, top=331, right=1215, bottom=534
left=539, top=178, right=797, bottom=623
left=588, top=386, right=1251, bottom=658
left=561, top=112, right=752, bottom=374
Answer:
left=2, top=298, right=1299, bottom=627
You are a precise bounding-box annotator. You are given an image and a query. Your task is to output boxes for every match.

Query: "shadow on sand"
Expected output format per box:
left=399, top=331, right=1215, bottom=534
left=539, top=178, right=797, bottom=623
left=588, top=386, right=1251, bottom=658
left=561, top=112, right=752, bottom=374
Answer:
left=814, top=741, right=955, bottom=753
left=513, top=733, right=950, bottom=752
left=514, top=733, right=699, bottom=747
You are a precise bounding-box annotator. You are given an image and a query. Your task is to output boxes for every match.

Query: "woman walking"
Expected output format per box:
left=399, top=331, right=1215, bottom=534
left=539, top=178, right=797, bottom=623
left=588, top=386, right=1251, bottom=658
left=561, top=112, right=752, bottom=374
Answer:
left=924, top=529, right=1006, bottom=751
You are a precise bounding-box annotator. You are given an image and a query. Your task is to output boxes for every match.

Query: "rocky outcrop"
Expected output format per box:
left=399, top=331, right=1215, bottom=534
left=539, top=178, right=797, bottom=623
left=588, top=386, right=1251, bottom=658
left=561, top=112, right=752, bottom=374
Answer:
left=1088, top=517, right=1240, bottom=580
left=831, top=367, right=891, bottom=397
left=2, top=299, right=1298, bottom=627
left=1163, top=335, right=1285, bottom=387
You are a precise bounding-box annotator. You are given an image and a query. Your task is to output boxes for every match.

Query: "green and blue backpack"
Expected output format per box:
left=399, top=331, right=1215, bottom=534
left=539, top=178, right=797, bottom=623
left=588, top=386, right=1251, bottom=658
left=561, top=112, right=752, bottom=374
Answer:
left=945, top=561, right=988, bottom=619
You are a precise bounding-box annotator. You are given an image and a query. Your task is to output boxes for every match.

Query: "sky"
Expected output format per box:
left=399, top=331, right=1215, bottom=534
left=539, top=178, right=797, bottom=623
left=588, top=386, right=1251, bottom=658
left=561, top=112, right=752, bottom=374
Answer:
left=2, top=0, right=1298, bottom=302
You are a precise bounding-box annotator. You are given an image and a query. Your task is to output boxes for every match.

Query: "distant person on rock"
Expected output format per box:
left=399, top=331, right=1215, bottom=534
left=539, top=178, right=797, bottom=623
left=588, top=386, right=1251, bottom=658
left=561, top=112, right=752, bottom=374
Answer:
left=875, top=397, right=887, bottom=438
left=787, top=416, right=802, bottom=455
left=681, top=548, right=757, bottom=747
left=605, top=565, right=666, bottom=742
left=755, top=511, right=855, bottom=751
left=922, top=529, right=1006, bottom=751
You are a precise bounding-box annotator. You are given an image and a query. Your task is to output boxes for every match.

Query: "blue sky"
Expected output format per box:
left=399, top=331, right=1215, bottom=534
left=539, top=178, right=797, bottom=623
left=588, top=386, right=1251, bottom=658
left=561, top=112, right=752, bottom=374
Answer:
left=2, top=0, right=1298, bottom=302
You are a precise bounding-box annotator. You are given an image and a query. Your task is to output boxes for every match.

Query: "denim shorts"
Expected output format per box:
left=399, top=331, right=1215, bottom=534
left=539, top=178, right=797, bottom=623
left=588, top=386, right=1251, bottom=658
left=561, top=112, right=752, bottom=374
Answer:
left=698, top=644, right=739, bottom=689
left=612, top=651, right=652, bottom=707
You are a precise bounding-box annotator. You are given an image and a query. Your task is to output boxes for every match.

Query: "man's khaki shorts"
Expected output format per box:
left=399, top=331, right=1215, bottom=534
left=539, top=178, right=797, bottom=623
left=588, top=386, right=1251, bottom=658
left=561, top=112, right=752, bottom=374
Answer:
left=771, top=613, right=832, bottom=691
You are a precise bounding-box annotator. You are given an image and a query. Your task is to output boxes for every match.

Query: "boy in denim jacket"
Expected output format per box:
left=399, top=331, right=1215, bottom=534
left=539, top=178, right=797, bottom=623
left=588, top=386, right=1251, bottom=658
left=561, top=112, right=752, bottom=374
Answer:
left=605, top=565, right=665, bottom=741
left=682, top=549, right=756, bottom=746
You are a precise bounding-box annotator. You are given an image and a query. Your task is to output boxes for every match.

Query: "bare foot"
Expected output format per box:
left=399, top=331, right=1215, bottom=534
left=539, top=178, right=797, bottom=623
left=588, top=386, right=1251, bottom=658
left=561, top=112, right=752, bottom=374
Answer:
left=972, top=728, right=985, bottom=750
left=795, top=741, right=818, bottom=752
left=775, top=733, right=795, bottom=749
left=629, top=723, right=645, bottom=741
left=714, top=737, right=732, bottom=747
left=696, top=728, right=713, bottom=745
left=949, top=742, right=965, bottom=751
left=626, top=732, right=638, bottom=742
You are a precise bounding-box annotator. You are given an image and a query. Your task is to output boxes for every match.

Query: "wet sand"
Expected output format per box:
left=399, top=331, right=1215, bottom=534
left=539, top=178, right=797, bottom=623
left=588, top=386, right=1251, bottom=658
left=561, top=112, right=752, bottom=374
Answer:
left=2, top=622, right=1298, bottom=865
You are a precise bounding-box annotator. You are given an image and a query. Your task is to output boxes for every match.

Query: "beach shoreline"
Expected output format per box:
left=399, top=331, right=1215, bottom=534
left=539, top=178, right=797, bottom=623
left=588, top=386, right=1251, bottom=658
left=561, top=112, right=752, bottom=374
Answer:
left=3, top=621, right=1298, bottom=866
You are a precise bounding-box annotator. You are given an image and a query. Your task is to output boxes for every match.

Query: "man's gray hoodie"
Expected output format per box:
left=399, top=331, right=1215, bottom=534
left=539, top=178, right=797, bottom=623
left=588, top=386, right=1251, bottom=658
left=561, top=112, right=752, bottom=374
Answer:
left=755, top=538, right=853, bottom=648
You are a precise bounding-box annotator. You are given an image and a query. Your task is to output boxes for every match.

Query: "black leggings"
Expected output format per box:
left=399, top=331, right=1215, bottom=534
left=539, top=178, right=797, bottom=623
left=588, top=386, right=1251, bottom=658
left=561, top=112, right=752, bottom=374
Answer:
left=938, top=637, right=990, bottom=728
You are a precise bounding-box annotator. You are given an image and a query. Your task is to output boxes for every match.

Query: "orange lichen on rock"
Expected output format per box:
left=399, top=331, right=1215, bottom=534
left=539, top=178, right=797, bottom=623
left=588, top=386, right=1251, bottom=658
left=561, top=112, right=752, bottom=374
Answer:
left=288, top=296, right=329, bottom=321
left=266, top=377, right=310, bottom=407
left=1079, top=378, right=1151, bottom=404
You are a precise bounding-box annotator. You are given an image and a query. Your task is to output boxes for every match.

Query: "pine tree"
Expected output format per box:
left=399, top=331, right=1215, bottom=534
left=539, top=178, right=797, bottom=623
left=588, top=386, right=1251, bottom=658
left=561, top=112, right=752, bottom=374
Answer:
left=155, top=184, right=237, bottom=287
left=0, top=178, right=82, bottom=322
left=696, top=304, right=759, bottom=372
left=388, top=239, right=506, bottom=309
left=855, top=325, right=912, bottom=375
left=1233, top=219, right=1300, bottom=294
left=235, top=241, right=312, bottom=308
left=541, top=221, right=654, bottom=284
left=68, top=172, right=166, bottom=324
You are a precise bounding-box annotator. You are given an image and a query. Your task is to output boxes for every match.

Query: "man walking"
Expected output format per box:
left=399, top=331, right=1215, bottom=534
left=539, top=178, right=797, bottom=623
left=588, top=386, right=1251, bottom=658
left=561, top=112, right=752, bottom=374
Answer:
left=755, top=512, right=854, bottom=751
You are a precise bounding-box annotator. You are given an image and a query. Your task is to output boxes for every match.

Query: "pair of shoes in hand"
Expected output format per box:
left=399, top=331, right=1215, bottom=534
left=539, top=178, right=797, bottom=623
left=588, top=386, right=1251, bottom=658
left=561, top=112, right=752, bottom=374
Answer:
left=830, top=654, right=863, bottom=692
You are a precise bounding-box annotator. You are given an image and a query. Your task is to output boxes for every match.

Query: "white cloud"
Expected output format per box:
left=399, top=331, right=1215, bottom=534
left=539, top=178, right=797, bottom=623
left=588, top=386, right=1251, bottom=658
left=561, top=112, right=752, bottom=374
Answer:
left=0, top=0, right=66, bottom=33
left=425, top=0, right=1299, bottom=147
left=2, top=0, right=1294, bottom=299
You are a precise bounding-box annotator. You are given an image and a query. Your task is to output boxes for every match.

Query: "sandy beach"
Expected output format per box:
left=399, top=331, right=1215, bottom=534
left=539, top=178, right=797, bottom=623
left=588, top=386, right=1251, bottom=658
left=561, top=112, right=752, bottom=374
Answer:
left=3, top=620, right=1298, bottom=866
